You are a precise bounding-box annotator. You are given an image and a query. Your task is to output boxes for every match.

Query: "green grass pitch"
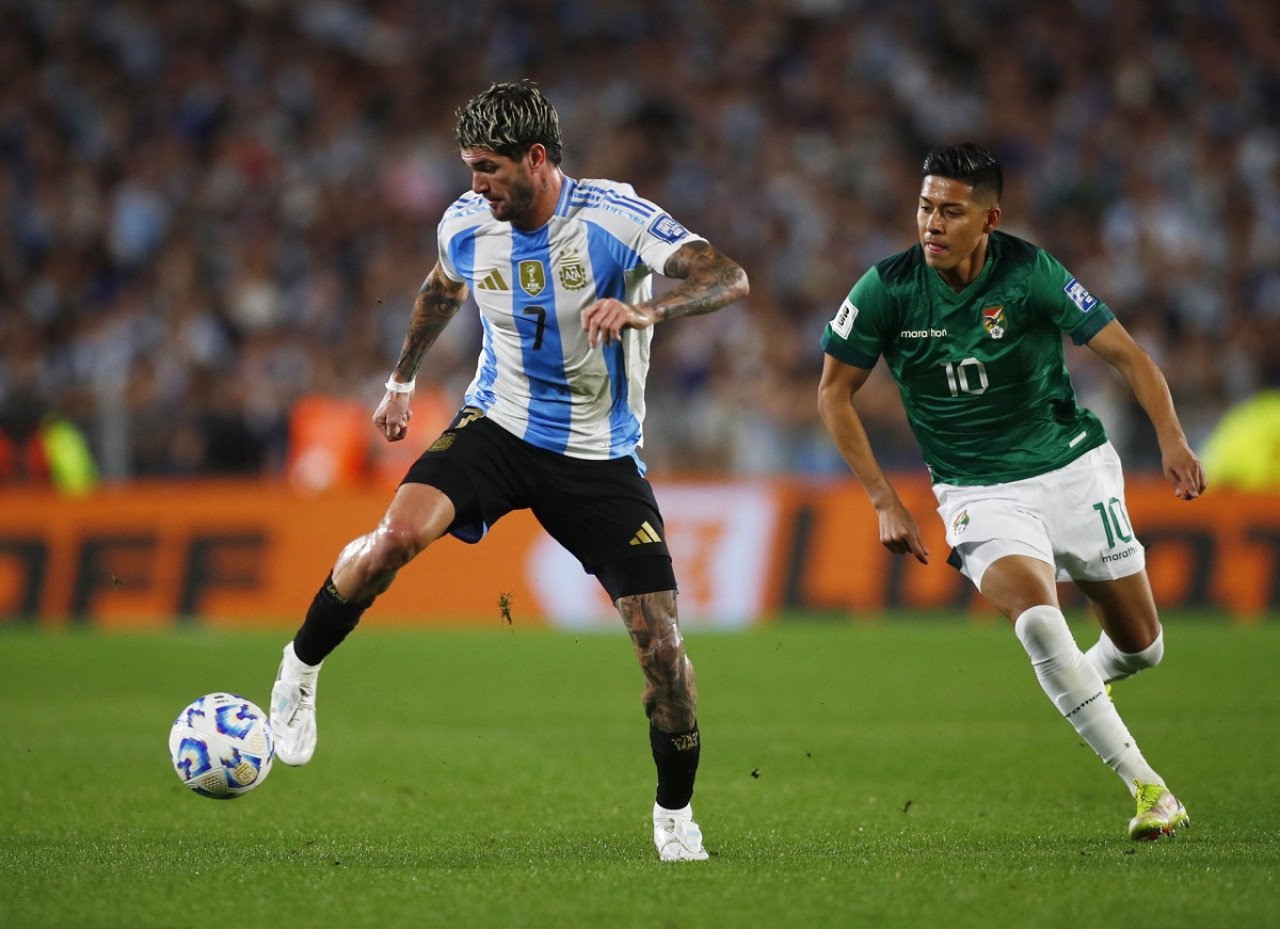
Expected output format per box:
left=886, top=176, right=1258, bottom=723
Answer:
left=1, top=614, right=1277, bottom=929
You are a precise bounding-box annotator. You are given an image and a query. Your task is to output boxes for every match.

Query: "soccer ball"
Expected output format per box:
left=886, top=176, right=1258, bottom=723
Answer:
left=169, top=692, right=274, bottom=799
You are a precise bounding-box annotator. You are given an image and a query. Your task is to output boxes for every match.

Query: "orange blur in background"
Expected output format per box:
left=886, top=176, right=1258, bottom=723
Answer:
left=2, top=476, right=1277, bottom=628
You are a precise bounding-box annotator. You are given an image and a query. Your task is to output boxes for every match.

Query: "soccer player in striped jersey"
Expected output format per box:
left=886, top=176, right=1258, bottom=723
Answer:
left=818, top=143, right=1205, bottom=840
left=269, top=81, right=747, bottom=861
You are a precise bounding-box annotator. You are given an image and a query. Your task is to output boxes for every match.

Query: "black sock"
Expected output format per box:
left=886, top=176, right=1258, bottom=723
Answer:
left=291, top=575, right=372, bottom=666
left=651, top=722, right=700, bottom=810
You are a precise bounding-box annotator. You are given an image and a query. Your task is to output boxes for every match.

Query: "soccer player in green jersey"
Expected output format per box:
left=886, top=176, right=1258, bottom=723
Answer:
left=818, top=143, right=1207, bottom=841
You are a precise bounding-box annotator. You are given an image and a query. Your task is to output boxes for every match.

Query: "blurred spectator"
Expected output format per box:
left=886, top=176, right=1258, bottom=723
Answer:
left=1, top=0, right=1278, bottom=480
left=0, top=385, right=98, bottom=494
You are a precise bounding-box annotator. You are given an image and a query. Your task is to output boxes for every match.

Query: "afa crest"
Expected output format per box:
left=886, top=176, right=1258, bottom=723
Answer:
left=519, top=260, right=546, bottom=296
left=558, top=248, right=588, bottom=291
left=982, top=306, right=1007, bottom=339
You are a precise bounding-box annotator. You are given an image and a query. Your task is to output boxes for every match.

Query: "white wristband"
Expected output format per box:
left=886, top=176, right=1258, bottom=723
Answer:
left=384, top=377, right=416, bottom=394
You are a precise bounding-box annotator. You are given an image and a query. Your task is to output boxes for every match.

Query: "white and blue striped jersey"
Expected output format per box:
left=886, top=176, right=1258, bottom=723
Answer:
left=437, top=176, right=704, bottom=463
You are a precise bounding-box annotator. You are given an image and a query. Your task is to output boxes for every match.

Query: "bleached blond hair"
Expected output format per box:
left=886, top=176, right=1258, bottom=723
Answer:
left=455, top=80, right=563, bottom=165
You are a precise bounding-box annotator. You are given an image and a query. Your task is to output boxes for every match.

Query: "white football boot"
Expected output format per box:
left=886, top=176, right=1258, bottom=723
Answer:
left=270, top=642, right=320, bottom=766
left=653, top=802, right=709, bottom=861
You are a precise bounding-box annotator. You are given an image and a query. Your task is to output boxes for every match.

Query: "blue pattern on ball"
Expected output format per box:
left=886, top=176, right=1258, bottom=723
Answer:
left=169, top=691, right=274, bottom=799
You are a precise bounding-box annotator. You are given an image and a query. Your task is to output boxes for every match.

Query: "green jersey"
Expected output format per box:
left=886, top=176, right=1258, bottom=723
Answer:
left=821, top=231, right=1114, bottom=485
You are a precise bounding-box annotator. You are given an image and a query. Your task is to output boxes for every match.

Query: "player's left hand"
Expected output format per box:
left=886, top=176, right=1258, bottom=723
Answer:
left=1163, top=443, right=1207, bottom=500
left=878, top=500, right=930, bottom=564
left=582, top=299, right=655, bottom=348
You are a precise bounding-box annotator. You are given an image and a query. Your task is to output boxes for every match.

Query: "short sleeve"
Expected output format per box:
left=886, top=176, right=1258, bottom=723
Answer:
left=820, top=267, right=892, bottom=369
left=437, top=216, right=465, bottom=283
left=633, top=209, right=705, bottom=275
left=1029, top=250, right=1116, bottom=345
left=570, top=180, right=705, bottom=277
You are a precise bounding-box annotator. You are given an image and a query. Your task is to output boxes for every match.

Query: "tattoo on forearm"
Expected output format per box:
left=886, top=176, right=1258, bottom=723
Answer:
left=647, top=241, right=748, bottom=324
left=392, top=273, right=465, bottom=382
left=617, top=590, right=698, bottom=731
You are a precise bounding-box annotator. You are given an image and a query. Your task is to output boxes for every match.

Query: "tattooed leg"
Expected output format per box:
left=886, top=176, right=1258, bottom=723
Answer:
left=618, top=590, right=702, bottom=811
left=617, top=590, right=698, bottom=731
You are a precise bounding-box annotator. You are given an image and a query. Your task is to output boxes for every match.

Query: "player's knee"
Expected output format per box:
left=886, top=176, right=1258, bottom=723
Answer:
left=366, top=521, right=429, bottom=573
left=1013, top=604, right=1072, bottom=655
left=638, top=633, right=685, bottom=677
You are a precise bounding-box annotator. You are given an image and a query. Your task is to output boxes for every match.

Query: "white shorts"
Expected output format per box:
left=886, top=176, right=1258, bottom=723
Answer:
left=932, top=442, right=1146, bottom=590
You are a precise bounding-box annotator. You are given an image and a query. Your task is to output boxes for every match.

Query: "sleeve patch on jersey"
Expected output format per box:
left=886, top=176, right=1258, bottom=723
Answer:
left=1063, top=277, right=1099, bottom=313
left=648, top=213, right=689, bottom=244
left=831, top=298, right=858, bottom=338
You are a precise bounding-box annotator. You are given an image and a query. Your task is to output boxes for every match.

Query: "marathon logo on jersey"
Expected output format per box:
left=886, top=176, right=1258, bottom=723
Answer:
left=831, top=298, right=857, bottom=338
left=982, top=305, right=1007, bottom=339
left=648, top=213, right=689, bottom=244
left=519, top=260, right=546, bottom=296
left=1063, top=277, right=1099, bottom=313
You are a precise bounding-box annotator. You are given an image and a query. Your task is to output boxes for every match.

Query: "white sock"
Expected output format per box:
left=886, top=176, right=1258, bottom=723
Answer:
left=1014, top=605, right=1162, bottom=794
left=1084, top=627, right=1163, bottom=684
left=282, top=641, right=321, bottom=678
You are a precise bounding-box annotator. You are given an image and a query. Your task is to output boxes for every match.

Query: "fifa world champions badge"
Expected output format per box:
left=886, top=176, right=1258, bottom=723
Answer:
left=519, top=260, right=546, bottom=296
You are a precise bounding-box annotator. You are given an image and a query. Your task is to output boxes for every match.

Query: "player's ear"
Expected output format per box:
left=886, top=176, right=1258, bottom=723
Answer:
left=525, top=143, right=547, bottom=170
left=983, top=205, right=1002, bottom=233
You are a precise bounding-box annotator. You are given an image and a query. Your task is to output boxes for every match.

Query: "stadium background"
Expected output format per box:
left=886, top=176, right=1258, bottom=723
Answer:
left=2, top=0, right=1279, bottom=625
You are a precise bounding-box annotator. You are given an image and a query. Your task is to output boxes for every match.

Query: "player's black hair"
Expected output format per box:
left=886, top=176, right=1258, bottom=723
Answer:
left=922, top=143, right=1003, bottom=201
left=455, top=80, right=563, bottom=165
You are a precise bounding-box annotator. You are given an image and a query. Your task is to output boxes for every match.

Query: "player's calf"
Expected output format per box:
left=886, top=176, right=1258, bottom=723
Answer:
left=1085, top=627, right=1164, bottom=684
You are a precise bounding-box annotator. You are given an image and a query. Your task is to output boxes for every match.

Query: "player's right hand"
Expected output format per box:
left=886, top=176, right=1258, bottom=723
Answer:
left=581, top=298, right=654, bottom=348
left=373, top=392, right=413, bottom=442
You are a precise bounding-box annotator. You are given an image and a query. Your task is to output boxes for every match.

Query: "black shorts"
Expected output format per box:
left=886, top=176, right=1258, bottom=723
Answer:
left=402, top=407, right=677, bottom=601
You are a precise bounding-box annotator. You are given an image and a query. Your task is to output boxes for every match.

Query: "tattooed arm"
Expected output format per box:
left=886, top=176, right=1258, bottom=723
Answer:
left=581, top=240, right=749, bottom=348
left=374, top=262, right=468, bottom=442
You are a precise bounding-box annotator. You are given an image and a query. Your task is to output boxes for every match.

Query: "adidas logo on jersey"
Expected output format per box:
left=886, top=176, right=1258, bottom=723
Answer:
left=629, top=521, right=662, bottom=546
left=477, top=269, right=510, bottom=292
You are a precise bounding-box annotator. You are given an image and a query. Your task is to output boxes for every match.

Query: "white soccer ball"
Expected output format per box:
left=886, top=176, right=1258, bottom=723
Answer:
left=169, top=692, right=274, bottom=799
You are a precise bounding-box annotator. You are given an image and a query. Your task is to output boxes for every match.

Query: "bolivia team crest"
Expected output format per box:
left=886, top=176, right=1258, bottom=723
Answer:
left=982, top=306, right=1007, bottom=339
left=952, top=510, right=970, bottom=535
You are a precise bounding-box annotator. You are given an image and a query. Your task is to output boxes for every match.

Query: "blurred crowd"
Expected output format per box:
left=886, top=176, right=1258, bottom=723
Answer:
left=2, top=0, right=1279, bottom=488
